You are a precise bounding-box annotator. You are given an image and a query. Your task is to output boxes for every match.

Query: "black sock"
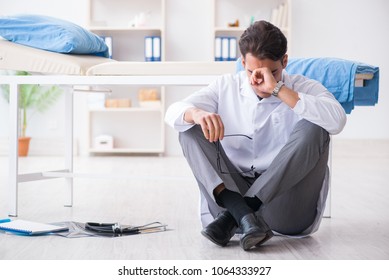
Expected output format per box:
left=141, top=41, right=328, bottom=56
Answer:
left=215, top=188, right=253, bottom=225
left=244, top=196, right=262, bottom=212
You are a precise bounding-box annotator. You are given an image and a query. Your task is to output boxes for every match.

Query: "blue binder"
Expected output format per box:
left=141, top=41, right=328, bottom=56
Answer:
left=152, top=36, right=161, bottom=61
left=144, top=36, right=153, bottom=62
left=144, top=36, right=161, bottom=62
left=214, top=36, right=237, bottom=61
left=215, top=37, right=222, bottom=61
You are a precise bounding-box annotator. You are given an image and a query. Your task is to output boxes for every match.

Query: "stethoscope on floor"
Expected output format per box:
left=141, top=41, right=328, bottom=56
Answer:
left=84, top=221, right=167, bottom=237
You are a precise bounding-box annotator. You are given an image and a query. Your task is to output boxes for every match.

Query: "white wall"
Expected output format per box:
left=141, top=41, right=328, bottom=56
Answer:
left=163, top=0, right=214, bottom=156
left=0, top=0, right=88, bottom=25
left=290, top=0, right=389, bottom=139
left=0, top=0, right=388, bottom=156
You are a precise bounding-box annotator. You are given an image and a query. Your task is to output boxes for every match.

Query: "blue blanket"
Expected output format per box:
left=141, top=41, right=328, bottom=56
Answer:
left=353, top=62, right=380, bottom=106
left=287, top=57, right=379, bottom=113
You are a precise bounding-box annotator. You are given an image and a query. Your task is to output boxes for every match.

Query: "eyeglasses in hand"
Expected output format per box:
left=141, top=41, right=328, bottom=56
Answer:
left=216, top=134, right=255, bottom=175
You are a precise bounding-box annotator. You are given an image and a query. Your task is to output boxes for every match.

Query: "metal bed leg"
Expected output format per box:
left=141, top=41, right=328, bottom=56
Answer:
left=64, top=89, right=74, bottom=207
left=8, top=83, right=19, bottom=217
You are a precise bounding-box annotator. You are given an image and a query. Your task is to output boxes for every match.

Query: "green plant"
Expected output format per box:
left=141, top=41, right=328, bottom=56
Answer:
left=1, top=71, right=63, bottom=138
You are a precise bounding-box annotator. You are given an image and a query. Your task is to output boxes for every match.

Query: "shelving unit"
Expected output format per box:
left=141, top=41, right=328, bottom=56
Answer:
left=87, top=86, right=165, bottom=154
left=87, top=0, right=166, bottom=61
left=86, top=0, right=166, bottom=155
left=212, top=0, right=291, bottom=60
left=83, top=0, right=292, bottom=155
left=88, top=108, right=165, bottom=154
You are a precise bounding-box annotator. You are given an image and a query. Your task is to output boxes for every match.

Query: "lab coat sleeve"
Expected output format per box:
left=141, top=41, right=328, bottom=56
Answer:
left=292, top=81, right=347, bottom=135
left=165, top=77, right=221, bottom=132
left=164, top=102, right=196, bottom=132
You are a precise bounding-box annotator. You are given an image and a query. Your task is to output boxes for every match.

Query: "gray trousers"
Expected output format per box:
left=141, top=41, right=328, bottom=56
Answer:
left=179, top=119, right=330, bottom=235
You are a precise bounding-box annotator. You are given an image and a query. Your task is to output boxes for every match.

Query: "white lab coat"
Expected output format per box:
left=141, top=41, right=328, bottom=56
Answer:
left=165, top=70, right=346, bottom=174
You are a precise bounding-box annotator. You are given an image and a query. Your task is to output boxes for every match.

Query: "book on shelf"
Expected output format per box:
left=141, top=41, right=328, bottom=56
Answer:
left=270, top=2, right=289, bottom=30
left=0, top=219, right=69, bottom=236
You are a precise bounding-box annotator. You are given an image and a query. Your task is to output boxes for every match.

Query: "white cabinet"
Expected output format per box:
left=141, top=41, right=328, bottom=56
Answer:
left=86, top=0, right=166, bottom=154
left=212, top=0, right=291, bottom=60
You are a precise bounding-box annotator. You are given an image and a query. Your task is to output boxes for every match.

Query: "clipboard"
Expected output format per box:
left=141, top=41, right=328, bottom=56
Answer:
left=0, top=219, right=69, bottom=235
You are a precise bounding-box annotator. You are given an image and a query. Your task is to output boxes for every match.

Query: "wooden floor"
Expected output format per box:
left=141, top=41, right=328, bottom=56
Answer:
left=0, top=139, right=388, bottom=260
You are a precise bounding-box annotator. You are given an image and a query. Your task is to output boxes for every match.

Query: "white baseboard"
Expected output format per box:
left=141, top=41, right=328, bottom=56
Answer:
left=0, top=137, right=78, bottom=156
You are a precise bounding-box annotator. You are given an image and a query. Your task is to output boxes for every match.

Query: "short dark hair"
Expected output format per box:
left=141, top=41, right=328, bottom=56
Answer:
left=239, top=20, right=287, bottom=61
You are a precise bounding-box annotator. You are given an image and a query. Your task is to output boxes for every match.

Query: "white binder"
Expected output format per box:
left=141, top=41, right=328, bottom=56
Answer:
left=144, top=36, right=153, bottom=61
left=214, top=37, right=222, bottom=61
left=152, top=36, right=161, bottom=61
left=229, top=37, right=237, bottom=61
left=221, top=37, right=229, bottom=61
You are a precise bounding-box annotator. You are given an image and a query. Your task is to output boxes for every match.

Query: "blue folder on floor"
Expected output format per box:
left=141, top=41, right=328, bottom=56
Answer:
left=236, top=57, right=380, bottom=114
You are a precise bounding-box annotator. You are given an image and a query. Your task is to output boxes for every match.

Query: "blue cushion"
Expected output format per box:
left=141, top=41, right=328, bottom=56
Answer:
left=0, top=14, right=108, bottom=57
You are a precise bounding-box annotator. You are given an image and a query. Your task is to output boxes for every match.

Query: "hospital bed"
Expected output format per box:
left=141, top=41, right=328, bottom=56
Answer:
left=0, top=39, right=236, bottom=217
left=0, top=39, right=379, bottom=219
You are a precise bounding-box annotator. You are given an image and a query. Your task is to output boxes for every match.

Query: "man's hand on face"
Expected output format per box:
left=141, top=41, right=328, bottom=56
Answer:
left=249, top=67, right=277, bottom=98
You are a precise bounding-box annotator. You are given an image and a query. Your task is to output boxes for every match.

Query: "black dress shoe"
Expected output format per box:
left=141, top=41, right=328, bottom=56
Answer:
left=239, top=213, right=274, bottom=250
left=201, top=211, right=237, bottom=247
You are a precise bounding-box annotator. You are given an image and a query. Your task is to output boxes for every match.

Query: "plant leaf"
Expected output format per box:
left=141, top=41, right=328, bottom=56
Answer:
left=34, top=85, right=63, bottom=113
left=0, top=71, right=63, bottom=132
